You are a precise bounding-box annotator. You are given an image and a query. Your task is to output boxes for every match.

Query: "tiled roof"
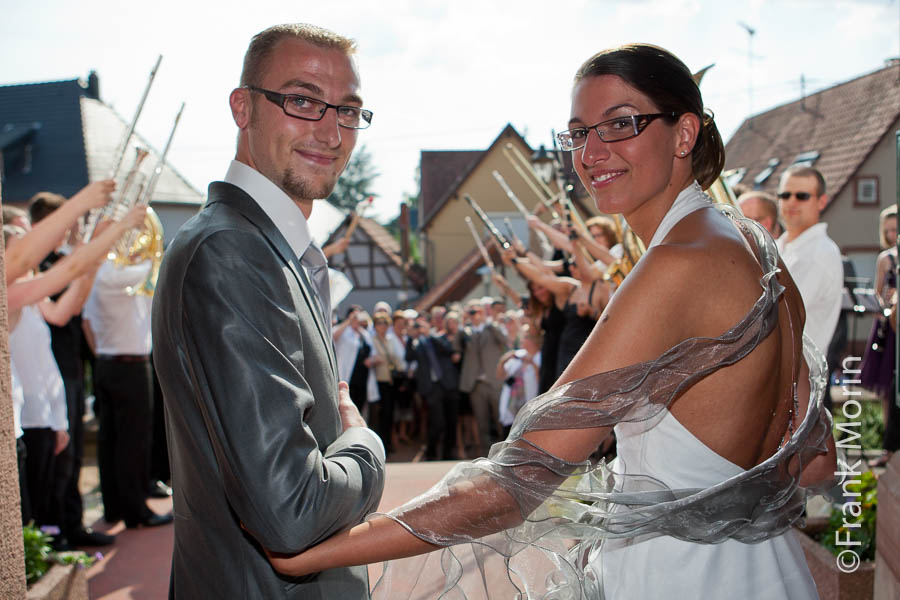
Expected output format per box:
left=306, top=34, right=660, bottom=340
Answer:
left=724, top=61, right=900, bottom=206
left=356, top=217, right=426, bottom=288
left=419, top=149, right=482, bottom=226
left=413, top=235, right=499, bottom=312
left=0, top=78, right=92, bottom=202
left=414, top=244, right=482, bottom=312
left=418, top=123, right=531, bottom=230
left=80, top=97, right=204, bottom=207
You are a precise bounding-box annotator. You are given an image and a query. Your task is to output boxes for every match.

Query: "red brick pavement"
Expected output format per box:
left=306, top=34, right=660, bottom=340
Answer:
left=81, top=450, right=457, bottom=599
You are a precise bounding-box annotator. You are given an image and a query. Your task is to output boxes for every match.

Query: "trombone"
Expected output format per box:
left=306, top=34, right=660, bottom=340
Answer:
left=82, top=55, right=162, bottom=243
left=111, top=102, right=185, bottom=297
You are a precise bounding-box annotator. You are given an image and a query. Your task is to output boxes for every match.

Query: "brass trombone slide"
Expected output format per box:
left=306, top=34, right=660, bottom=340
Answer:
left=463, top=193, right=511, bottom=252
left=504, top=142, right=555, bottom=202
left=464, top=216, right=496, bottom=272
left=115, top=102, right=185, bottom=258
left=491, top=170, right=552, bottom=255
left=136, top=101, right=184, bottom=207
left=83, top=54, right=163, bottom=242
left=500, top=144, right=561, bottom=221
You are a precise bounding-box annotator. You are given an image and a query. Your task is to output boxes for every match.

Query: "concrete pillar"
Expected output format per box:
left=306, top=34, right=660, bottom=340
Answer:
left=0, top=185, right=27, bottom=597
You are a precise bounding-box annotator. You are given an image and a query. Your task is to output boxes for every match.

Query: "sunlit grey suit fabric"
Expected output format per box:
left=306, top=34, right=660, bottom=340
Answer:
left=153, top=181, right=385, bottom=599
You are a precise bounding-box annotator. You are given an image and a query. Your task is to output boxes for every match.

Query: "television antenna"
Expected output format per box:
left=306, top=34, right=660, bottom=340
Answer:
left=737, top=21, right=756, bottom=115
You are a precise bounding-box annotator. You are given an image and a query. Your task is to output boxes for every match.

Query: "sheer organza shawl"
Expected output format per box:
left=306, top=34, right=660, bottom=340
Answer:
left=370, top=207, right=834, bottom=600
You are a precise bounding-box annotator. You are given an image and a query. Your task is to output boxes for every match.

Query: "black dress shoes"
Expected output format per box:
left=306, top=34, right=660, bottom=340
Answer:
left=149, top=480, right=173, bottom=498
left=70, top=527, right=116, bottom=546
left=125, top=510, right=174, bottom=529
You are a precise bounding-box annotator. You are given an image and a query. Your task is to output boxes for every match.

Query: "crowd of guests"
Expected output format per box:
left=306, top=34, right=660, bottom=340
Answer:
left=330, top=210, right=624, bottom=461
left=3, top=181, right=172, bottom=552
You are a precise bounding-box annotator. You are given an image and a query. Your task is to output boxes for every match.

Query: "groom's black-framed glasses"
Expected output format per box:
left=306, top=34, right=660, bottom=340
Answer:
left=245, top=85, right=374, bottom=130
left=557, top=112, right=678, bottom=151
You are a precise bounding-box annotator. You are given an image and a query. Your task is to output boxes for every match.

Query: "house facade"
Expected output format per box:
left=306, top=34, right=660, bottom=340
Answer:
left=724, top=60, right=900, bottom=348
left=324, top=212, right=425, bottom=315
left=415, top=124, right=595, bottom=310
left=724, top=59, right=900, bottom=283
left=0, top=73, right=204, bottom=244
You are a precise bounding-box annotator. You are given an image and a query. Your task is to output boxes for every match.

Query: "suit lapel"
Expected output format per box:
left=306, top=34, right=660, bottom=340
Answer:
left=207, top=183, right=338, bottom=379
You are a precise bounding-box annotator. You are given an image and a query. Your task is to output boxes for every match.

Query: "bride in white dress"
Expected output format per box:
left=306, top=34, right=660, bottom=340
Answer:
left=254, top=44, right=837, bottom=599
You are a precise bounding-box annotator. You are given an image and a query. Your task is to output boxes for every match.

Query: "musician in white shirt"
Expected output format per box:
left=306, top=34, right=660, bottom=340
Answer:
left=775, top=166, right=843, bottom=354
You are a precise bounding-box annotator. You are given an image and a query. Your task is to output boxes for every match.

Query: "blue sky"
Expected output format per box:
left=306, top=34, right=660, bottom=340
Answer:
left=2, top=0, right=897, bottom=221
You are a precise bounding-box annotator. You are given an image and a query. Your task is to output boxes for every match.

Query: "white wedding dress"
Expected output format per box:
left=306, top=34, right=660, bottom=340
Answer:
left=372, top=183, right=831, bottom=600
left=593, top=409, right=819, bottom=599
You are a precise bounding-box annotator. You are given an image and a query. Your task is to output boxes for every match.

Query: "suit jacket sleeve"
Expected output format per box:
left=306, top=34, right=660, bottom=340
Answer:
left=488, top=322, right=509, bottom=348
left=179, top=230, right=384, bottom=553
left=432, top=335, right=453, bottom=356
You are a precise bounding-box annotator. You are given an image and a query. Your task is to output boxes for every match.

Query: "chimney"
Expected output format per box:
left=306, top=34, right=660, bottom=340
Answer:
left=400, top=202, right=410, bottom=299
left=400, top=202, right=410, bottom=264
left=86, top=71, right=100, bottom=100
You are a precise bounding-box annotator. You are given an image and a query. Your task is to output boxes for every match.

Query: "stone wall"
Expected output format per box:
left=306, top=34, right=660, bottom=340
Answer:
left=0, top=186, right=27, bottom=597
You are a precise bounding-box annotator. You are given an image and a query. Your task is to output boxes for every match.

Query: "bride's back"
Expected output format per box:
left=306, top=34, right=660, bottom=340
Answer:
left=658, top=206, right=809, bottom=470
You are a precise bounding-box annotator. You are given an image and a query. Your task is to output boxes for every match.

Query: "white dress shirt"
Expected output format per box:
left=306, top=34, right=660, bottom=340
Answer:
left=11, top=304, right=68, bottom=431
left=224, top=161, right=332, bottom=331
left=499, top=350, right=541, bottom=426
left=335, top=326, right=380, bottom=403
left=777, top=222, right=843, bottom=354
left=11, top=357, right=24, bottom=439
left=83, top=260, right=153, bottom=355
left=223, top=161, right=383, bottom=453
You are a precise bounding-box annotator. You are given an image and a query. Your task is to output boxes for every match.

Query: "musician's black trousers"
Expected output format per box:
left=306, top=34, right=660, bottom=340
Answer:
left=94, top=358, right=153, bottom=524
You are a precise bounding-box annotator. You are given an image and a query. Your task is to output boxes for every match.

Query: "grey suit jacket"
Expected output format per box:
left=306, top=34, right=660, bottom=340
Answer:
left=459, top=322, right=508, bottom=393
left=152, top=182, right=385, bottom=599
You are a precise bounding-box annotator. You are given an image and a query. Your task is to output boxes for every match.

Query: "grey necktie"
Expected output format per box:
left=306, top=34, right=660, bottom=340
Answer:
left=300, top=244, right=332, bottom=338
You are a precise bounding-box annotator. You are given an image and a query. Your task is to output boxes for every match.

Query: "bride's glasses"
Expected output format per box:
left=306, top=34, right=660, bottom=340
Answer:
left=557, top=112, right=678, bottom=151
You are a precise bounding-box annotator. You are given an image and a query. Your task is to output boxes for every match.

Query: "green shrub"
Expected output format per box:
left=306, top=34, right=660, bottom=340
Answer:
left=23, top=523, right=52, bottom=585
left=23, top=523, right=99, bottom=586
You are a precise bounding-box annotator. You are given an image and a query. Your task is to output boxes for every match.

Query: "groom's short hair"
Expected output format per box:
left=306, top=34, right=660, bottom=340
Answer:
left=240, top=23, right=357, bottom=88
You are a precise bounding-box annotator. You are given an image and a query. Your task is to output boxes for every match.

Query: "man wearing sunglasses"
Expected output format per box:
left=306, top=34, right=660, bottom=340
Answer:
left=153, top=24, right=384, bottom=599
left=775, top=165, right=843, bottom=356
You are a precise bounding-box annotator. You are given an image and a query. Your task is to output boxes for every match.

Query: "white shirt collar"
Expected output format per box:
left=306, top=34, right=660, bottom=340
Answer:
left=777, top=222, right=829, bottom=252
left=224, top=160, right=315, bottom=259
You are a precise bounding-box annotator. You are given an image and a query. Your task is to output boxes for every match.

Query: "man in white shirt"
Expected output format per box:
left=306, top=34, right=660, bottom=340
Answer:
left=152, top=23, right=384, bottom=599
left=83, top=258, right=171, bottom=529
left=775, top=166, right=843, bottom=355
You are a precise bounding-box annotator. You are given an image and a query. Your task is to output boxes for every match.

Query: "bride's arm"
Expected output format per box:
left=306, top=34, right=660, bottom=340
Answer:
left=263, top=248, right=686, bottom=576
left=267, top=516, right=432, bottom=576
left=266, top=474, right=526, bottom=576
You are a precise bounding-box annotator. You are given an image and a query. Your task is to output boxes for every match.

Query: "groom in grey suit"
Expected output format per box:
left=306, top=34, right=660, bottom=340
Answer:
left=152, top=24, right=384, bottom=599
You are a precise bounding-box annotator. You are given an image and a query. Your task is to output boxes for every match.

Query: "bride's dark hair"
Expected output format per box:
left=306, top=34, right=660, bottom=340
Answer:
left=574, top=44, right=725, bottom=189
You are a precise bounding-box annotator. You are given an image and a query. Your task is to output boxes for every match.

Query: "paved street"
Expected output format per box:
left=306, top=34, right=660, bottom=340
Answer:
left=78, top=431, right=457, bottom=599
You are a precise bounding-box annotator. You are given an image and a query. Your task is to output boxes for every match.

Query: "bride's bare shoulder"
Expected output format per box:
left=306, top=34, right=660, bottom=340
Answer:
left=610, top=211, right=766, bottom=337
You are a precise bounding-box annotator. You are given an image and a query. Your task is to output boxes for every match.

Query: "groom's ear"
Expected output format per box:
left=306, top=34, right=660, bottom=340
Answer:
left=230, top=87, right=253, bottom=130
